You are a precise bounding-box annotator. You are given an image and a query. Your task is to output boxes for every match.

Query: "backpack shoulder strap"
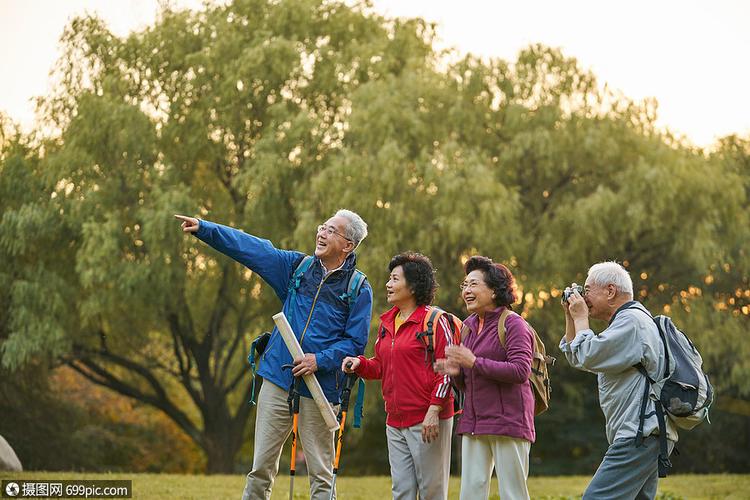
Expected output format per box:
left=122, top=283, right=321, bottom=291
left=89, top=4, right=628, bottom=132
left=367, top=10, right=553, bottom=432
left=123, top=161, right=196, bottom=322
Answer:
left=627, top=306, right=672, bottom=380
left=288, top=255, right=314, bottom=292
left=634, top=362, right=672, bottom=477
left=417, top=306, right=443, bottom=364
left=341, top=269, right=367, bottom=307
left=442, top=311, right=459, bottom=341
left=497, top=308, right=515, bottom=348
left=287, top=255, right=314, bottom=305
left=422, top=306, right=443, bottom=331
left=460, top=324, right=471, bottom=343
left=624, top=302, right=653, bottom=318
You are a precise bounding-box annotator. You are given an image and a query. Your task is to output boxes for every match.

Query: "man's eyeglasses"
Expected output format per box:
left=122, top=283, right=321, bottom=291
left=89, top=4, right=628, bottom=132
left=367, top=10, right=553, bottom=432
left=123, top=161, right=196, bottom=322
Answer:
left=317, top=224, right=352, bottom=242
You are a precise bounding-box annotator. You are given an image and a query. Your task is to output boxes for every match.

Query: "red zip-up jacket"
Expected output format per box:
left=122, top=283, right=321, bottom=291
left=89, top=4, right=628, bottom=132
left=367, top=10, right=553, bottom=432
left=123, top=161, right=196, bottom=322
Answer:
left=356, top=305, right=454, bottom=428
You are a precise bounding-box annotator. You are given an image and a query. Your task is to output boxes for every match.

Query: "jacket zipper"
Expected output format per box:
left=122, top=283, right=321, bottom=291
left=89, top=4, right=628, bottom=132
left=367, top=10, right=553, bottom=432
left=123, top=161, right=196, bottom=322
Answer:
left=470, top=322, right=477, bottom=434
left=298, top=269, right=336, bottom=387
left=299, top=273, right=332, bottom=344
left=389, top=326, right=398, bottom=417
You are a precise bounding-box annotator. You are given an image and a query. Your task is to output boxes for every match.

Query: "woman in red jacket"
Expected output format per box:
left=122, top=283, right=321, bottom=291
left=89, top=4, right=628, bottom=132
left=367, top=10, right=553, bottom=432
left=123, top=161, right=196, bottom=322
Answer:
left=342, top=252, right=454, bottom=500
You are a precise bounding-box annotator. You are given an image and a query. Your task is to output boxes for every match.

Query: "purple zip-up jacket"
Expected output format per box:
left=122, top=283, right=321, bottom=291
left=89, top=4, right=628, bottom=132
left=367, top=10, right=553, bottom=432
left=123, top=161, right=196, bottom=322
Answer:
left=455, top=306, right=536, bottom=442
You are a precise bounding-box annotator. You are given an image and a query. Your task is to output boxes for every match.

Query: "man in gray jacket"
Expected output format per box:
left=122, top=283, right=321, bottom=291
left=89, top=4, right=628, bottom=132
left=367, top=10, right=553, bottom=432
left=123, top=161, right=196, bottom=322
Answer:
left=560, top=261, right=677, bottom=500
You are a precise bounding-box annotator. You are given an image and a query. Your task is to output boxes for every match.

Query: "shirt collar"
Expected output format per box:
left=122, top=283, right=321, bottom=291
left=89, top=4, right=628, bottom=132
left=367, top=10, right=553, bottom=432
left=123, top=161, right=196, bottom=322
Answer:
left=321, top=261, right=345, bottom=277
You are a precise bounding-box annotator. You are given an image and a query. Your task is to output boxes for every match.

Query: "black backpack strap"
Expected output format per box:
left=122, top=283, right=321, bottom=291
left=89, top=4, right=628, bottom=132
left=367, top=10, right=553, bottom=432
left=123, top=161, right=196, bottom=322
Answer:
left=247, top=332, right=272, bottom=405
left=285, top=373, right=301, bottom=416
left=626, top=303, right=673, bottom=475
left=635, top=363, right=655, bottom=446
left=635, top=363, right=672, bottom=477
left=443, top=312, right=457, bottom=343
left=654, top=401, right=672, bottom=477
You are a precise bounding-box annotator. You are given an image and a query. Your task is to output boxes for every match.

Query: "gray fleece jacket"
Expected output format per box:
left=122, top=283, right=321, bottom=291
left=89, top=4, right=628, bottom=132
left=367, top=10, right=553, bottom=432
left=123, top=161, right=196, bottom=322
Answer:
left=560, top=301, right=678, bottom=444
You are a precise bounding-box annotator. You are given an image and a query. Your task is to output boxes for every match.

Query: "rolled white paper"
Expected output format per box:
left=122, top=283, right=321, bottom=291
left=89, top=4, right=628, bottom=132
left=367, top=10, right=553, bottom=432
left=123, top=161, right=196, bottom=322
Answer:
left=273, top=312, right=340, bottom=433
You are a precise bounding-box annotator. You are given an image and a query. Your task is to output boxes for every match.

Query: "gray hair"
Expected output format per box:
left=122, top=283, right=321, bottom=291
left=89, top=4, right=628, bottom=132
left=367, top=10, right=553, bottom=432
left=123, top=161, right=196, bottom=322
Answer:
left=586, top=261, right=634, bottom=296
left=335, top=209, right=368, bottom=249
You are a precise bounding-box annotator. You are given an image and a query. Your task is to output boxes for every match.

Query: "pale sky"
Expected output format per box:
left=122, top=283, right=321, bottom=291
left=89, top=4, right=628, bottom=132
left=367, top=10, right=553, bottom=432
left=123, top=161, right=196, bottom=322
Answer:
left=1, top=0, right=749, bottom=147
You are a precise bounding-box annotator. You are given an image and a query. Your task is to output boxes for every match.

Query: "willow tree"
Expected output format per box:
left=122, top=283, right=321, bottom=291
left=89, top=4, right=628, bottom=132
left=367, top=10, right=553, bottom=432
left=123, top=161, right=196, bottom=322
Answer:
left=0, top=0, right=441, bottom=473
left=3, top=0, right=748, bottom=475
left=295, top=44, right=749, bottom=472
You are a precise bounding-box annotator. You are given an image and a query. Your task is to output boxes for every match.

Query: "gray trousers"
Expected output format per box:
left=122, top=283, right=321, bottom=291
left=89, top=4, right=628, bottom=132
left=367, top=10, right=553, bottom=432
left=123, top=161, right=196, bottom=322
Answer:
left=241, top=381, right=339, bottom=500
left=386, top=418, right=453, bottom=500
left=583, top=436, right=675, bottom=500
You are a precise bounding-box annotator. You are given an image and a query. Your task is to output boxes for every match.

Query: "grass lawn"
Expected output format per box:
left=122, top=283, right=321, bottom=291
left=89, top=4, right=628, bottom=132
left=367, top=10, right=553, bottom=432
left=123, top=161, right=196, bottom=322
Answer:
left=1, top=472, right=748, bottom=499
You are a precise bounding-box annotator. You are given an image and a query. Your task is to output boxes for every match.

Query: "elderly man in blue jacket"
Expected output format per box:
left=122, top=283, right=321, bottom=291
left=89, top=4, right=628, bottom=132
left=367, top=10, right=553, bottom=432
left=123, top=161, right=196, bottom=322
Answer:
left=175, top=210, right=373, bottom=500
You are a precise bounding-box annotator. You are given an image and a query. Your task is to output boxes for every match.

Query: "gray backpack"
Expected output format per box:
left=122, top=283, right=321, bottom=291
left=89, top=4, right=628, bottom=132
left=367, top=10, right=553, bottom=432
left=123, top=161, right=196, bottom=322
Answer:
left=628, top=304, right=714, bottom=476
left=650, top=315, right=713, bottom=427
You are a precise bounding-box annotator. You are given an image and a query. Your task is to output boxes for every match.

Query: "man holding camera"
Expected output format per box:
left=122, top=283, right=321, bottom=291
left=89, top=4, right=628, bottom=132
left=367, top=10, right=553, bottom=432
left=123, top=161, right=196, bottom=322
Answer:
left=175, top=210, right=373, bottom=500
left=560, top=261, right=676, bottom=500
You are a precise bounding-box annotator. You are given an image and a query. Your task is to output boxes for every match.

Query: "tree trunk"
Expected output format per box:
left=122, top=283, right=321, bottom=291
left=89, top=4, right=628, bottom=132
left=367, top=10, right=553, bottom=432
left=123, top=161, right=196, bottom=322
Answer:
left=203, top=423, right=244, bottom=474
left=67, top=352, right=253, bottom=475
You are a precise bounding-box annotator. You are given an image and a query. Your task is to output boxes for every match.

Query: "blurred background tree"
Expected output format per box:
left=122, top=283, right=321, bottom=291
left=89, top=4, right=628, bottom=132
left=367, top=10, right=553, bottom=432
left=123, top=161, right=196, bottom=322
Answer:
left=1, top=0, right=748, bottom=475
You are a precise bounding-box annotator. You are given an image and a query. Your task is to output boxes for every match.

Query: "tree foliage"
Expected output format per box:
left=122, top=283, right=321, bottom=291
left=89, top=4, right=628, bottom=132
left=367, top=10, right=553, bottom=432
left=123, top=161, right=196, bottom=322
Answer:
left=1, top=0, right=748, bottom=474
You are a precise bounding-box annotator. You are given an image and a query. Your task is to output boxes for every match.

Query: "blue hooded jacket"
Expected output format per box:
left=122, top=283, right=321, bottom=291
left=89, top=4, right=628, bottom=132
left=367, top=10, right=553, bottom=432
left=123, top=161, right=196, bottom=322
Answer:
left=195, top=220, right=372, bottom=403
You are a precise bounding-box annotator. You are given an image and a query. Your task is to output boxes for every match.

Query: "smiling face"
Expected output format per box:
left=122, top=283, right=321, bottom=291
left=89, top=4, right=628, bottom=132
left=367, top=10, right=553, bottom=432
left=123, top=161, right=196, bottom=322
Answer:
left=461, top=269, right=496, bottom=315
left=386, top=265, right=415, bottom=308
left=314, top=215, right=353, bottom=262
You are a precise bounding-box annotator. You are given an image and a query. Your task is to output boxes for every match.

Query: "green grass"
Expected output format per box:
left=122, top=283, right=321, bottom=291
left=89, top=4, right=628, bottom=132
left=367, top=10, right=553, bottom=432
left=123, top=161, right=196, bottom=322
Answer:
left=1, top=472, right=748, bottom=499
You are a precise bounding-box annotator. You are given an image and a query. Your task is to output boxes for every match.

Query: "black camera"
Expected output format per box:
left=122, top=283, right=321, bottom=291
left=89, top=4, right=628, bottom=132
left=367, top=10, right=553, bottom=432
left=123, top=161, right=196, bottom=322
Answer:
left=562, top=285, right=584, bottom=303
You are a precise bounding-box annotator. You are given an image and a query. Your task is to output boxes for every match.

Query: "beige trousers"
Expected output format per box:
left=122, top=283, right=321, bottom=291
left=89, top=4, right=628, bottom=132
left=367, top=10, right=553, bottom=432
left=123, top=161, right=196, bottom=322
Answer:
left=459, top=434, right=531, bottom=500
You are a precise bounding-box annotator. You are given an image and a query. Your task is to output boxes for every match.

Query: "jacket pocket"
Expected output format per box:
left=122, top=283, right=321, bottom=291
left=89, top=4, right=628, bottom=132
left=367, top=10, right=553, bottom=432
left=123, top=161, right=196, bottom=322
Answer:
left=494, top=383, right=506, bottom=416
left=261, top=332, right=281, bottom=363
left=500, top=383, right=523, bottom=417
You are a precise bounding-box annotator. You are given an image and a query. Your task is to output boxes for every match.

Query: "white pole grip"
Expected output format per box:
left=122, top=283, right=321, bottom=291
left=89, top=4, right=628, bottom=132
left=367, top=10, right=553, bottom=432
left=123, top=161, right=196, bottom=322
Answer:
left=273, top=312, right=340, bottom=433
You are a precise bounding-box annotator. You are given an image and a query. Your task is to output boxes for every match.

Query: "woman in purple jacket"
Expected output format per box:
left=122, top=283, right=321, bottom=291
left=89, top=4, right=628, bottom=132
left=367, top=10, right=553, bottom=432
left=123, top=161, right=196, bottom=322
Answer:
left=436, top=256, right=535, bottom=500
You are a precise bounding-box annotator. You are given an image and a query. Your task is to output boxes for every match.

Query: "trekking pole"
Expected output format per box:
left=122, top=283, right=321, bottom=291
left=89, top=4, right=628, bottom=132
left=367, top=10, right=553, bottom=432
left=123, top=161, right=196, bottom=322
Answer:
left=283, top=367, right=301, bottom=500
left=329, top=365, right=358, bottom=500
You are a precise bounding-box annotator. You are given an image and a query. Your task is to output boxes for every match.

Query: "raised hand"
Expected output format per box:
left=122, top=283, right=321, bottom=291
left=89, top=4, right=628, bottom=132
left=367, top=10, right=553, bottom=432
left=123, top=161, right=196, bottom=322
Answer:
left=174, top=214, right=200, bottom=233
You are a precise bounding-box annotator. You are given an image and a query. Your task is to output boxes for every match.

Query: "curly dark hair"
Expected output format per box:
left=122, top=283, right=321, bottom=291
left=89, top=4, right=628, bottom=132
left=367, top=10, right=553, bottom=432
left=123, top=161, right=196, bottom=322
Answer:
left=388, top=252, right=438, bottom=306
left=464, top=255, right=517, bottom=308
